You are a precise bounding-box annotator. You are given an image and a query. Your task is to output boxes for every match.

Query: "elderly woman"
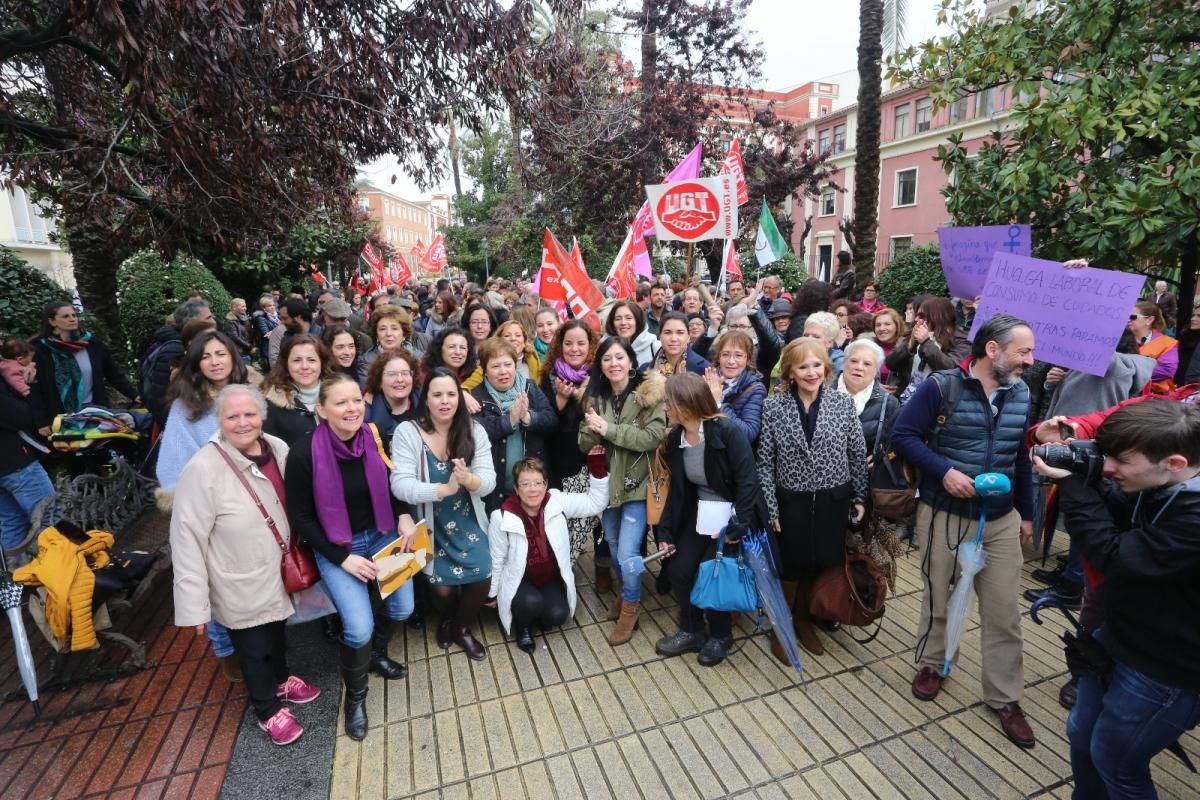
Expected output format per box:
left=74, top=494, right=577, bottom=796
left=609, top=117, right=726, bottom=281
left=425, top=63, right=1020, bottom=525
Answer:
left=363, top=348, right=420, bottom=451
left=488, top=456, right=608, bottom=654
left=758, top=338, right=868, bottom=658
left=471, top=339, right=557, bottom=514
left=838, top=339, right=899, bottom=457
left=496, top=319, right=543, bottom=383
left=171, top=385, right=321, bottom=746
left=1128, top=299, right=1179, bottom=394
left=702, top=329, right=766, bottom=443
left=856, top=280, right=887, bottom=314
left=285, top=373, right=417, bottom=741
left=605, top=299, right=660, bottom=369
left=356, top=306, right=406, bottom=380
left=533, top=307, right=560, bottom=363
left=872, top=308, right=906, bottom=392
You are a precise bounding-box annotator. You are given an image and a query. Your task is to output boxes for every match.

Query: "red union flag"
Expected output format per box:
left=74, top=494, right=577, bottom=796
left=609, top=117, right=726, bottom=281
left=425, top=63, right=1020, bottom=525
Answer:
left=411, top=239, right=426, bottom=264
left=719, top=138, right=750, bottom=206
left=645, top=176, right=739, bottom=243
left=533, top=230, right=567, bottom=304
left=390, top=253, right=413, bottom=286
left=544, top=229, right=604, bottom=331
left=360, top=243, right=385, bottom=288
left=605, top=230, right=638, bottom=300
left=419, top=233, right=448, bottom=273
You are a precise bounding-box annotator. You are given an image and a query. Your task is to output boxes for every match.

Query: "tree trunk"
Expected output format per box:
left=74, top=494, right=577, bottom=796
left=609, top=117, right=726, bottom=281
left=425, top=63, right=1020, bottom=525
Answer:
left=1180, top=234, right=1198, bottom=335
left=639, top=0, right=662, bottom=182
left=62, top=207, right=130, bottom=361
left=447, top=111, right=463, bottom=199
left=852, top=0, right=884, bottom=288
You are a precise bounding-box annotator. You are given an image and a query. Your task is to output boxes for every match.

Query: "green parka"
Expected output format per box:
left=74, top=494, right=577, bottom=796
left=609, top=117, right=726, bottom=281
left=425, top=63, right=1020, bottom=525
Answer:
left=577, top=371, right=667, bottom=509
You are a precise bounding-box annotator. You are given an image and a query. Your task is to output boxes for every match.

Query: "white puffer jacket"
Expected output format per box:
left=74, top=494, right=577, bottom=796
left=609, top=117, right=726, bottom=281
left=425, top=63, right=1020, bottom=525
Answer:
left=486, top=475, right=609, bottom=633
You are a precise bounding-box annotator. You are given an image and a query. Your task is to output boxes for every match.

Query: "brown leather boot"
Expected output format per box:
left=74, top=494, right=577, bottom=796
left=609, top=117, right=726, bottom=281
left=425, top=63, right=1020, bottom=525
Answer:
left=606, top=595, right=623, bottom=621
left=769, top=631, right=791, bottom=665
left=791, top=579, right=824, bottom=656
left=594, top=556, right=613, bottom=594
left=609, top=600, right=640, bottom=645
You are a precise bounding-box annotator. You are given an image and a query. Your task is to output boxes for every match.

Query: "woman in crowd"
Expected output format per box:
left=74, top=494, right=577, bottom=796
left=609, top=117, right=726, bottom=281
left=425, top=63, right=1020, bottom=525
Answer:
left=1128, top=300, right=1179, bottom=394
left=830, top=299, right=859, bottom=346
left=856, top=280, right=887, bottom=314
left=786, top=279, right=834, bottom=343
left=464, top=303, right=498, bottom=350
left=533, top=307, right=560, bottom=363
left=800, top=311, right=845, bottom=376
left=263, top=334, right=329, bottom=444
left=885, top=296, right=969, bottom=397
left=578, top=338, right=667, bottom=645
left=393, top=307, right=432, bottom=361
left=838, top=339, right=898, bottom=458
left=758, top=338, right=868, bottom=658
left=348, top=291, right=364, bottom=320
left=872, top=308, right=906, bottom=393
left=686, top=313, right=708, bottom=345
left=391, top=368, right=496, bottom=661
left=32, top=300, right=139, bottom=419
left=1175, top=305, right=1200, bottom=386
left=321, top=325, right=360, bottom=380
left=539, top=321, right=604, bottom=568
left=703, top=329, right=766, bottom=443
left=605, top=299, right=660, bottom=368
left=847, top=312, right=875, bottom=341
left=356, top=306, right=406, bottom=380
left=495, top=319, right=543, bottom=383
left=285, top=373, right=415, bottom=741
left=363, top=348, right=421, bottom=451
left=254, top=295, right=280, bottom=352
left=652, top=312, right=709, bottom=376
left=424, top=291, right=462, bottom=338
left=171, top=385, right=320, bottom=746
left=0, top=341, right=54, bottom=563
left=421, top=327, right=477, bottom=389
left=488, top=455, right=609, bottom=653
left=654, top=373, right=767, bottom=667
left=471, top=339, right=556, bottom=514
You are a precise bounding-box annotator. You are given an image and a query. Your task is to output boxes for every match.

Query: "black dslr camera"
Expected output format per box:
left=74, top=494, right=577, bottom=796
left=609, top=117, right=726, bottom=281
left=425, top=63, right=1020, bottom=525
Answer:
left=1032, top=439, right=1105, bottom=485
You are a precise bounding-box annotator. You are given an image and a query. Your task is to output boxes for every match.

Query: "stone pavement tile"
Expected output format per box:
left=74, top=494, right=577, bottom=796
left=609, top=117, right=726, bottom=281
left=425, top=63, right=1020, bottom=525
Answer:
left=638, top=728, right=703, bottom=800
left=455, top=703, right=490, bottom=778
left=800, top=767, right=851, bottom=798
left=636, top=659, right=701, bottom=718
left=858, top=742, right=942, bottom=798
left=760, top=687, right=837, bottom=763
left=385, top=668, right=411, bottom=724
left=543, top=683, right=589, bottom=750
left=586, top=674, right=635, bottom=739
left=832, top=669, right=918, bottom=736
left=605, top=669, right=657, bottom=731
left=880, top=735, right=970, bottom=798
left=721, top=703, right=796, bottom=779
left=465, top=774, right=499, bottom=800
left=522, top=687, right=567, bottom=755
left=616, top=733, right=670, bottom=797
left=727, top=638, right=794, bottom=694
left=161, top=771, right=195, bottom=799
left=681, top=716, right=751, bottom=795
left=796, top=682, right=873, bottom=749
left=469, top=647, right=501, bottom=702
left=444, top=652, right=483, bottom=710
left=963, top=705, right=1070, bottom=780
left=736, top=697, right=817, bottom=772
left=918, top=724, right=1022, bottom=799
left=441, top=779, right=471, bottom=800
left=593, top=739, right=642, bottom=798
left=659, top=722, right=726, bottom=799
left=825, top=757, right=880, bottom=798
left=410, top=713, right=440, bottom=795
left=843, top=751, right=911, bottom=799
left=386, top=721, right=414, bottom=797
left=939, top=713, right=1046, bottom=796
left=660, top=656, right=721, bottom=714
left=542, top=629, right=582, bottom=681
left=329, top=735, right=360, bottom=800
left=544, top=752, right=586, bottom=799
left=490, top=646, right=524, bottom=698
left=815, top=674, right=894, bottom=745
left=624, top=664, right=679, bottom=726
left=568, top=747, right=614, bottom=800
left=512, top=644, right=546, bottom=692
left=580, top=626, right=623, bottom=673
left=501, top=693, right=543, bottom=763
left=560, top=626, right=603, bottom=678
left=434, top=707, right=466, bottom=785
left=351, top=723, right=386, bottom=800
left=406, top=657, right=433, bottom=720
left=175, top=702, right=221, bottom=773
left=478, top=698, right=518, bottom=771
left=701, top=709, right=772, bottom=785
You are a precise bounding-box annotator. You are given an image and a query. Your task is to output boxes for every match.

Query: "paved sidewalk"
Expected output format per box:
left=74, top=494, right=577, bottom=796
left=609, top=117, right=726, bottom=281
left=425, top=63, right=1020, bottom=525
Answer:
left=328, top=543, right=1200, bottom=800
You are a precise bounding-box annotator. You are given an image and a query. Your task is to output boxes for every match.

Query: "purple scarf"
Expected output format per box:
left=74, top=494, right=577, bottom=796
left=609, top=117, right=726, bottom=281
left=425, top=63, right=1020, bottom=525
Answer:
left=553, top=357, right=589, bottom=385
left=310, top=423, right=394, bottom=546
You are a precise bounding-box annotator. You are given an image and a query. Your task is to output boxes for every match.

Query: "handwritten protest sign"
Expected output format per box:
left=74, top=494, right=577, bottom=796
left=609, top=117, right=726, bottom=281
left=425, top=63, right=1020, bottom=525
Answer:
left=969, top=253, right=1145, bottom=377
left=938, top=225, right=1031, bottom=299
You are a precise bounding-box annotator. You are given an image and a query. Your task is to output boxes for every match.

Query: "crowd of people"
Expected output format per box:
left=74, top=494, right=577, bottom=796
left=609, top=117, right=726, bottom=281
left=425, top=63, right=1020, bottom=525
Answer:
left=2, top=257, right=1197, bottom=797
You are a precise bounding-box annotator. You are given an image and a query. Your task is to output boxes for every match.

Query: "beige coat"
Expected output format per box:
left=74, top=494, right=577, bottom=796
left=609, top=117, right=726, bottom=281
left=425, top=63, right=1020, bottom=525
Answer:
left=170, top=434, right=295, bottom=629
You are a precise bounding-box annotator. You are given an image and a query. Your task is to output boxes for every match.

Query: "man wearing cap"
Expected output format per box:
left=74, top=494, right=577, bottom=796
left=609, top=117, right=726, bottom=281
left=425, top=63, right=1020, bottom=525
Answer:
left=321, top=298, right=372, bottom=353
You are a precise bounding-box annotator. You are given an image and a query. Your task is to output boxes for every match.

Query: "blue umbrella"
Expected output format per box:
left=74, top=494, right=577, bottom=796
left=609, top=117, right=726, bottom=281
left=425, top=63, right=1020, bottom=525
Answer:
left=742, top=529, right=803, bottom=676
left=941, top=472, right=1011, bottom=677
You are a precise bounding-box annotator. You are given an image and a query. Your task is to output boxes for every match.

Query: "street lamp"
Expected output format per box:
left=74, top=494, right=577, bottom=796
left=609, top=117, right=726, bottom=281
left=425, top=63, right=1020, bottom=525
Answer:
left=482, top=237, right=490, bottom=284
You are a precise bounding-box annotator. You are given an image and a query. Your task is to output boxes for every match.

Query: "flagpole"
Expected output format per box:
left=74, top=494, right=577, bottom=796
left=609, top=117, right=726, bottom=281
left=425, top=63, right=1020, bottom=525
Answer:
left=685, top=243, right=694, bottom=286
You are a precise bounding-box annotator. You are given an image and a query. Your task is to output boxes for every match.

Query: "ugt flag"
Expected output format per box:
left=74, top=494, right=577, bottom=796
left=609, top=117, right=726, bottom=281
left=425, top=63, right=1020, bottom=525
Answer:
left=644, top=175, right=739, bottom=243
left=419, top=233, right=448, bottom=273
left=755, top=200, right=788, bottom=267
left=719, top=138, right=750, bottom=206
left=360, top=242, right=386, bottom=289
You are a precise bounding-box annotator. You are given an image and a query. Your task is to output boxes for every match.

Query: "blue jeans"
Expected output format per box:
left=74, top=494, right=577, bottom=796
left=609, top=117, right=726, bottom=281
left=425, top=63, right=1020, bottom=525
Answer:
left=602, top=501, right=647, bottom=604
left=1068, top=655, right=1200, bottom=799
left=313, top=529, right=415, bottom=648
left=208, top=620, right=234, bottom=658
left=0, top=461, right=54, bottom=552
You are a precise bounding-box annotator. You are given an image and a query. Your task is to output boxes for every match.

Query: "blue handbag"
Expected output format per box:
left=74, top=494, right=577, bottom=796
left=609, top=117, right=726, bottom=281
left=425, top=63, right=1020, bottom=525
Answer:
left=690, top=535, right=759, bottom=613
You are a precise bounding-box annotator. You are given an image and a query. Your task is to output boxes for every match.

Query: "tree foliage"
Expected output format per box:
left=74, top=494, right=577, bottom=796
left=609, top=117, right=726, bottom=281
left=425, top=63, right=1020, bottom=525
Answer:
left=889, top=0, right=1200, bottom=312
left=117, top=251, right=232, bottom=358
left=877, top=244, right=946, bottom=309
left=0, top=248, right=69, bottom=338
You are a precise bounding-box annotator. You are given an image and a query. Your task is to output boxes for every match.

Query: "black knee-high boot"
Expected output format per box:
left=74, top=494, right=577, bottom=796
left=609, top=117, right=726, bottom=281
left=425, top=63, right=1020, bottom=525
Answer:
left=369, top=617, right=407, bottom=679
left=340, top=643, right=371, bottom=741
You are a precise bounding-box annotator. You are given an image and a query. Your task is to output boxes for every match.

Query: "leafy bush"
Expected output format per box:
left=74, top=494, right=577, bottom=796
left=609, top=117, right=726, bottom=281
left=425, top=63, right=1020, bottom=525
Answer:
left=117, top=251, right=232, bottom=357
left=0, top=247, right=70, bottom=339
left=878, top=245, right=948, bottom=309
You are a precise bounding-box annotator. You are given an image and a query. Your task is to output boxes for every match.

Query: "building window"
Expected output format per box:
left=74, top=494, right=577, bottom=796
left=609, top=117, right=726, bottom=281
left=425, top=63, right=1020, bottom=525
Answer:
left=976, top=87, right=995, bottom=117
left=818, top=129, right=831, bottom=154
left=819, top=187, right=836, bottom=216
left=895, top=168, right=918, bottom=207
left=6, top=187, right=54, bottom=243
left=817, top=244, right=834, bottom=282
left=894, top=104, right=910, bottom=139
left=915, top=98, right=932, bottom=132
left=833, top=124, right=847, bottom=153
left=358, top=197, right=370, bottom=211
left=950, top=94, right=970, bottom=123
left=889, top=236, right=914, bottom=261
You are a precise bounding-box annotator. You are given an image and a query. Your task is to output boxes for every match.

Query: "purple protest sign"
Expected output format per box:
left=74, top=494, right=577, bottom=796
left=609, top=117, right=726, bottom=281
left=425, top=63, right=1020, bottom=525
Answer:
left=969, top=253, right=1145, bottom=377
left=938, top=225, right=1031, bottom=299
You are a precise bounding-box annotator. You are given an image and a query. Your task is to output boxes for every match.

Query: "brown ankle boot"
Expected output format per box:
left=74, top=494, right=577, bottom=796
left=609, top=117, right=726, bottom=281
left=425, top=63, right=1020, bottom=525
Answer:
left=769, top=631, right=791, bottom=665
left=609, top=600, right=640, bottom=645
left=792, top=579, right=824, bottom=656
left=606, top=595, right=623, bottom=621
left=594, top=557, right=613, bottom=594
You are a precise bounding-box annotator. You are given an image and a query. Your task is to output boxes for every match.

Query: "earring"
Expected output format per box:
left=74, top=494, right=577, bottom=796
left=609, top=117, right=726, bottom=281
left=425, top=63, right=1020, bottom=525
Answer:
left=628, top=368, right=636, bottom=378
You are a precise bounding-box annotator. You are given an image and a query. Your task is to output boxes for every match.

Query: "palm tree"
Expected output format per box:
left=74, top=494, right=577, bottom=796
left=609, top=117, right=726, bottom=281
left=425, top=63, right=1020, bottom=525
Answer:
left=851, top=0, right=906, bottom=288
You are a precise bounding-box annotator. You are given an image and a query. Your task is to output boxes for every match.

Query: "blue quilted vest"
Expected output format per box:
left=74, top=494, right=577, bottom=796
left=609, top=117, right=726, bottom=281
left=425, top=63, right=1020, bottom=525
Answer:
left=920, top=369, right=1030, bottom=519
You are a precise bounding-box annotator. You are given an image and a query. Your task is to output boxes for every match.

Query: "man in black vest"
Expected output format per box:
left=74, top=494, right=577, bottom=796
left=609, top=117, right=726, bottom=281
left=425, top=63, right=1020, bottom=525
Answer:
left=891, top=313, right=1038, bottom=748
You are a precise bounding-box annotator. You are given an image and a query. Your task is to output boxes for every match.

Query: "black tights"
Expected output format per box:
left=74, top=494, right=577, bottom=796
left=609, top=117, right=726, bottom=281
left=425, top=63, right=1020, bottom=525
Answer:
left=509, top=579, right=570, bottom=632
left=429, top=580, right=490, bottom=628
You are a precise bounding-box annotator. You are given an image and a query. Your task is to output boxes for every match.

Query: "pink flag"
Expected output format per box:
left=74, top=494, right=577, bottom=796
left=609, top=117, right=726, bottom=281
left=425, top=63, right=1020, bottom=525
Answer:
left=626, top=143, right=703, bottom=277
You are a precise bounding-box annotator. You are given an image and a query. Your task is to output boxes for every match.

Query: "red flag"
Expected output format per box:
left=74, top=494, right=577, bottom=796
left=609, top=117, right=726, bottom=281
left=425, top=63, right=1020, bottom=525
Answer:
left=419, top=233, right=448, bottom=273
left=720, top=138, right=750, bottom=206
left=534, top=231, right=568, bottom=304
left=410, top=239, right=426, bottom=264
left=724, top=239, right=743, bottom=283
left=389, top=253, right=414, bottom=286
left=309, top=263, right=328, bottom=286
left=360, top=242, right=385, bottom=289
left=605, top=231, right=638, bottom=300
left=544, top=229, right=605, bottom=331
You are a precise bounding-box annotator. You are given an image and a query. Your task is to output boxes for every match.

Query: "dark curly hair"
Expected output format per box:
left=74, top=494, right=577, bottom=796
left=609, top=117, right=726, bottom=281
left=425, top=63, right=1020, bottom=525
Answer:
left=422, top=326, right=476, bottom=382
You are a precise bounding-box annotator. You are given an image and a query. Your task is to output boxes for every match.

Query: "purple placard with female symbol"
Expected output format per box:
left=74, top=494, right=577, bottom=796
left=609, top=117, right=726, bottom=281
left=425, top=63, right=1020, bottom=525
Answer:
left=938, top=225, right=1031, bottom=298
left=969, top=253, right=1145, bottom=377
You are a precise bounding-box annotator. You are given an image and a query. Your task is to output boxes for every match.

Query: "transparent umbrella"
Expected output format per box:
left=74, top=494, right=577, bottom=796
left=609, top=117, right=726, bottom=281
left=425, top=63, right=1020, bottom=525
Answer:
left=620, top=545, right=676, bottom=588
left=942, top=473, right=1011, bottom=677
left=742, top=529, right=803, bottom=676
left=0, top=549, right=39, bottom=714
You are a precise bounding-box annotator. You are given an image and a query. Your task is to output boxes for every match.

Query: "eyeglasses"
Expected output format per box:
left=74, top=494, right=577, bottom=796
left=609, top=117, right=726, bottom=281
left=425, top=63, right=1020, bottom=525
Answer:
left=516, top=480, right=546, bottom=490
left=383, top=370, right=412, bottom=379
left=719, top=351, right=749, bottom=361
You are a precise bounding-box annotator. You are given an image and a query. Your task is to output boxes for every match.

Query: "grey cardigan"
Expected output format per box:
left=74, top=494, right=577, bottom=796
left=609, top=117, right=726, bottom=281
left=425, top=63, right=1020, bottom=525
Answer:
left=389, top=420, right=496, bottom=538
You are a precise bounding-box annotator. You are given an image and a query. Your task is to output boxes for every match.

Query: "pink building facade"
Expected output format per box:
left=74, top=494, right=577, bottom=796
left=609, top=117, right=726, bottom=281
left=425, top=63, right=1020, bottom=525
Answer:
left=794, top=83, right=1017, bottom=281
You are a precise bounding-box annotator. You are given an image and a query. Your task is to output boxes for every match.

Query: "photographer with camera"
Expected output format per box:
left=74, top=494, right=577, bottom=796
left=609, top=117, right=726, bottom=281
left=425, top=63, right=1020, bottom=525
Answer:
left=1034, top=401, right=1200, bottom=799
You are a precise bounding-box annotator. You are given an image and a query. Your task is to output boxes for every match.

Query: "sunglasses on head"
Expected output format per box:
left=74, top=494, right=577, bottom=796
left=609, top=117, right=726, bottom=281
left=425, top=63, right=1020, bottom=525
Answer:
left=1129, top=314, right=1148, bottom=321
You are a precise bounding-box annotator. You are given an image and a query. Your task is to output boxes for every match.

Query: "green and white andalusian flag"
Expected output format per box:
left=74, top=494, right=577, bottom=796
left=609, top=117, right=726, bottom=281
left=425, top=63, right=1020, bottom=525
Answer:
left=754, top=199, right=788, bottom=267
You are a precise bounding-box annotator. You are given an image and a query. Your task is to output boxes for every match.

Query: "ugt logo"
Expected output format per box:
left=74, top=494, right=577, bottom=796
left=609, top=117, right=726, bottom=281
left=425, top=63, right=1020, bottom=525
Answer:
left=656, top=182, right=719, bottom=239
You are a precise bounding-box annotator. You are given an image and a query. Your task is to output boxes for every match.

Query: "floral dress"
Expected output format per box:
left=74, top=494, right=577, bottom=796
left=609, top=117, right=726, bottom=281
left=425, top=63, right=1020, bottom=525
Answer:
left=425, top=446, right=490, bottom=586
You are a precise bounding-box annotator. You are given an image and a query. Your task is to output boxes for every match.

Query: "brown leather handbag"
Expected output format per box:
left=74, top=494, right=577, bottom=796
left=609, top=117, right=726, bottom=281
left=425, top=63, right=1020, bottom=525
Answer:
left=644, top=442, right=671, bottom=526
left=808, top=551, right=889, bottom=639
left=212, top=442, right=319, bottom=593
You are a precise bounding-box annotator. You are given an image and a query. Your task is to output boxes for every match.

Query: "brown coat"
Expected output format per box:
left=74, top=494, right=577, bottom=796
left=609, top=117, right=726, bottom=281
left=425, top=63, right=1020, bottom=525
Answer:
left=169, top=435, right=294, bottom=629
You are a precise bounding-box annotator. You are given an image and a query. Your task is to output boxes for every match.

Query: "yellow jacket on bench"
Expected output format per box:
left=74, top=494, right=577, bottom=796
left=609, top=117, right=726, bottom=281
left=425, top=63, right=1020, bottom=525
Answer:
left=13, top=526, right=114, bottom=651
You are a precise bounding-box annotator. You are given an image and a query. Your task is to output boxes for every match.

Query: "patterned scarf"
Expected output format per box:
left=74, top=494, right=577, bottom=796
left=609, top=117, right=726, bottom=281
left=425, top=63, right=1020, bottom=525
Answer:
left=40, top=331, right=93, bottom=412
left=653, top=350, right=685, bottom=375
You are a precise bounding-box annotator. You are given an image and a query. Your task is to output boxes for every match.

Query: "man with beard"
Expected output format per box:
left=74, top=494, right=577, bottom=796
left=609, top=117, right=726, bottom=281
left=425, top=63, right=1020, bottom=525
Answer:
left=646, top=284, right=669, bottom=336
left=890, top=313, right=1038, bottom=749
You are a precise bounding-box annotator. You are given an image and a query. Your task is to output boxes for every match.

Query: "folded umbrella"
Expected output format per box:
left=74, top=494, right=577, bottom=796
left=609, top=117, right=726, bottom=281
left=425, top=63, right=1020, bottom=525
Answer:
left=742, top=529, right=803, bottom=677
left=0, top=548, right=39, bottom=714
left=620, top=544, right=676, bottom=587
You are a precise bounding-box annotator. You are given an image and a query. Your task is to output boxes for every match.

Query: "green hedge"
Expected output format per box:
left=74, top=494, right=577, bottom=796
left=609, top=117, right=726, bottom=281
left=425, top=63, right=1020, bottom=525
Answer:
left=878, top=244, right=948, bottom=310
left=117, top=251, right=231, bottom=357
left=0, top=247, right=70, bottom=339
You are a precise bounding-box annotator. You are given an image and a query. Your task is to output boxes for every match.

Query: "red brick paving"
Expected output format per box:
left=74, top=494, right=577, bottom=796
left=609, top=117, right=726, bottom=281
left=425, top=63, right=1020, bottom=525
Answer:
left=0, top=575, right=248, bottom=799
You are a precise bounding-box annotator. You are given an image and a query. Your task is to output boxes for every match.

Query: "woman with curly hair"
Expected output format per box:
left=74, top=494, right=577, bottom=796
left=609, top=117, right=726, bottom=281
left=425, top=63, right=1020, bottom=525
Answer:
left=262, top=334, right=331, bottom=445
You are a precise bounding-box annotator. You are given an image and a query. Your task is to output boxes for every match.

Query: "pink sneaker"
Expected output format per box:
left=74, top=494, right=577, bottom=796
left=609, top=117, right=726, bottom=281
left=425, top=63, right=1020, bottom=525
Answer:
left=258, top=707, right=304, bottom=746
left=276, top=675, right=322, bottom=704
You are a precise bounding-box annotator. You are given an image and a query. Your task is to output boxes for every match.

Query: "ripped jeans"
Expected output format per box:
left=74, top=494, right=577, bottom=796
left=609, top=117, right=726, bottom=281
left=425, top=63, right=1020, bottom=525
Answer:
left=601, top=501, right=647, bottom=604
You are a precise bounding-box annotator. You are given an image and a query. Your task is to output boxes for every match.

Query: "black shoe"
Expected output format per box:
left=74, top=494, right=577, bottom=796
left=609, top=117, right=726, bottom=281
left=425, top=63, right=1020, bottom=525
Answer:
left=1022, top=583, right=1082, bottom=609
left=655, top=566, right=672, bottom=596
left=369, top=618, right=407, bottom=680
left=515, top=627, right=536, bottom=655
left=655, top=630, right=706, bottom=657
left=321, top=614, right=342, bottom=643
left=1058, top=676, right=1078, bottom=710
left=1055, top=554, right=1068, bottom=567
left=1032, top=565, right=1064, bottom=585
left=406, top=608, right=426, bottom=630
left=339, top=643, right=371, bottom=741
left=813, top=619, right=841, bottom=633
left=697, top=637, right=732, bottom=667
